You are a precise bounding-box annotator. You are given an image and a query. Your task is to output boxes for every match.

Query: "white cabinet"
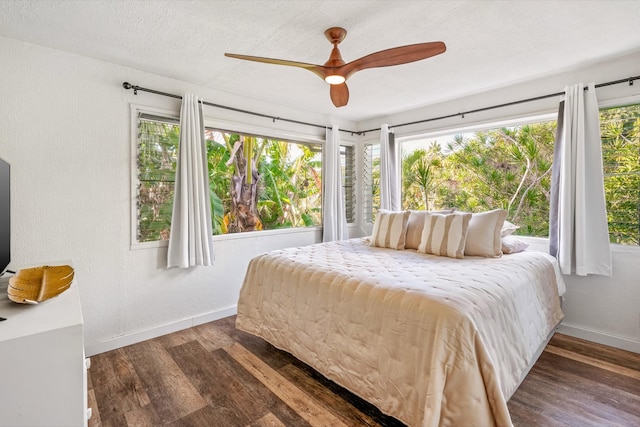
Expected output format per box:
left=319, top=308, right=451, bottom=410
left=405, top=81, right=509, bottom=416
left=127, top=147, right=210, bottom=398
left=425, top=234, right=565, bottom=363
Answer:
left=0, top=276, right=87, bottom=427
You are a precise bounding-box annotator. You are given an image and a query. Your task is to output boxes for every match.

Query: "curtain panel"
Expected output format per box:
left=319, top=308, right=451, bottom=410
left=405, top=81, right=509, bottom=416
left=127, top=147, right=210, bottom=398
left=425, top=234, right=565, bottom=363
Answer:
left=167, top=93, right=215, bottom=268
left=549, top=83, right=612, bottom=276
left=322, top=125, right=348, bottom=242
left=379, top=124, right=401, bottom=211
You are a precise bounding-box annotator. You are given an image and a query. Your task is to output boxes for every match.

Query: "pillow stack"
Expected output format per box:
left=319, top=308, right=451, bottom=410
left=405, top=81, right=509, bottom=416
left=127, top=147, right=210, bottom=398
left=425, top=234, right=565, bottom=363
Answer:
left=370, top=208, right=527, bottom=258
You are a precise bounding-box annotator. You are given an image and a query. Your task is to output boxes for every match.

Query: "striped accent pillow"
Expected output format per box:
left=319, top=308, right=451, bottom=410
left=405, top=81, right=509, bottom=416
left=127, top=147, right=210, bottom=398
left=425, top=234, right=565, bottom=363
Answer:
left=370, top=210, right=410, bottom=250
left=405, top=209, right=455, bottom=250
left=418, top=212, right=472, bottom=259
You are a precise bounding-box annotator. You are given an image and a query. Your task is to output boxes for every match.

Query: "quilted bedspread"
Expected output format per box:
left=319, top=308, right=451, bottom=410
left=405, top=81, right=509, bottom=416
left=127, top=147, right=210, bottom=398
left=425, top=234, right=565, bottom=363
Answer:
left=236, top=238, right=565, bottom=427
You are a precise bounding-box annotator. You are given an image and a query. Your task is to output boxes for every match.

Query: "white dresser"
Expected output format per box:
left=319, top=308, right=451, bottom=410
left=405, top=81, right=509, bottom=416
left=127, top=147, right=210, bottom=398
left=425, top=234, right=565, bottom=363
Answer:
left=0, top=275, right=88, bottom=426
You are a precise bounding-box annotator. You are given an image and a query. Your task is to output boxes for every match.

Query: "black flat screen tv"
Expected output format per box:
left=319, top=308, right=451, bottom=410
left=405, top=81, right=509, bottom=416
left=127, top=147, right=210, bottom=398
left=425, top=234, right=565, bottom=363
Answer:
left=0, top=158, right=10, bottom=276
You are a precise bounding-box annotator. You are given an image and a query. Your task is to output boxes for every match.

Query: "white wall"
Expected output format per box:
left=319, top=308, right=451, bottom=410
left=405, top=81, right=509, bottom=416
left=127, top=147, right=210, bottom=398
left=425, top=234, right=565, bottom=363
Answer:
left=0, top=35, right=356, bottom=356
left=360, top=50, right=640, bottom=353
left=2, top=34, right=640, bottom=356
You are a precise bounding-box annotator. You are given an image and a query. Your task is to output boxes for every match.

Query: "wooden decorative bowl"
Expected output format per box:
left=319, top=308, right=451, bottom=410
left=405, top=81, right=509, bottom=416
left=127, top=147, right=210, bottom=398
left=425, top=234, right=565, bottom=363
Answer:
left=7, top=265, right=74, bottom=304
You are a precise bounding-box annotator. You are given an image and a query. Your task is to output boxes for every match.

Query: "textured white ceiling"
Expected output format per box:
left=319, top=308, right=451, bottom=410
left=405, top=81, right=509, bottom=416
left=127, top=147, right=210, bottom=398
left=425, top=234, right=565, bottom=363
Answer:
left=1, top=0, right=640, bottom=122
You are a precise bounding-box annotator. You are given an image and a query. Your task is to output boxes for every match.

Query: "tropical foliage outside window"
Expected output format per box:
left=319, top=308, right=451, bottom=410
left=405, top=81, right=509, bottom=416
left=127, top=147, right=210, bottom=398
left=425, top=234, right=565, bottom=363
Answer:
left=397, top=103, right=640, bottom=245
left=136, top=114, right=322, bottom=243
left=401, top=121, right=556, bottom=237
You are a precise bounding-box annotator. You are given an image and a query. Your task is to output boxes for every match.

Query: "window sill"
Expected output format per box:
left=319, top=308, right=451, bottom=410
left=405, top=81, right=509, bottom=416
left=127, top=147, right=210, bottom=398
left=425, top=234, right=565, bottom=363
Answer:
left=131, top=225, right=324, bottom=251
left=516, top=235, right=640, bottom=254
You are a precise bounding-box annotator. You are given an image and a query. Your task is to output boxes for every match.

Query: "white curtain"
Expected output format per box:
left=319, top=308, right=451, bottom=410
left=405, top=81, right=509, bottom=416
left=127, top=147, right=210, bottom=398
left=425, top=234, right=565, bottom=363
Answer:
left=322, top=125, right=348, bottom=242
left=549, top=83, right=612, bottom=276
left=379, top=124, right=401, bottom=211
left=167, top=93, right=215, bottom=268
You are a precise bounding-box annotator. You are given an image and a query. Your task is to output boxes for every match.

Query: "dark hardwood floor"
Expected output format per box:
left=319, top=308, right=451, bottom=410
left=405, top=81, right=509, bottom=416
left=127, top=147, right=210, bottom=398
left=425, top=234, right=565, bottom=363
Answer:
left=87, top=316, right=640, bottom=426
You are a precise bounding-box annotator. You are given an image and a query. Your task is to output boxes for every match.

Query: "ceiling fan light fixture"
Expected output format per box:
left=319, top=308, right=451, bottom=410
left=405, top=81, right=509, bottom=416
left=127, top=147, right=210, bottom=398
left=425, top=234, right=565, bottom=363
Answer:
left=325, top=74, right=346, bottom=85
left=225, top=26, right=446, bottom=107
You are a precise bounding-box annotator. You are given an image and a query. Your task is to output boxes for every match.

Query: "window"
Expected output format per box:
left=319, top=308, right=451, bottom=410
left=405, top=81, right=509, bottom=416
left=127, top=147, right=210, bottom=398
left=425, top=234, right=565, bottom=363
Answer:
left=341, top=145, right=356, bottom=223
left=395, top=103, right=640, bottom=245
left=363, top=143, right=380, bottom=223
left=137, top=114, right=179, bottom=243
left=401, top=120, right=556, bottom=237
left=601, top=104, right=640, bottom=245
left=135, top=113, right=322, bottom=243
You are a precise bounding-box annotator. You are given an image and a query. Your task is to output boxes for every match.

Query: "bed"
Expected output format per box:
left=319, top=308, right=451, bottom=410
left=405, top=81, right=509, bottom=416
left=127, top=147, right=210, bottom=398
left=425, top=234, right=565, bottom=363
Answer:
left=236, top=237, right=565, bottom=427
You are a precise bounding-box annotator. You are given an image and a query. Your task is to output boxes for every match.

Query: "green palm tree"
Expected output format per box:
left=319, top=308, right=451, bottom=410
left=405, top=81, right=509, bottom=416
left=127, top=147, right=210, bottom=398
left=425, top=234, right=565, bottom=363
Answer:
left=402, top=143, right=443, bottom=210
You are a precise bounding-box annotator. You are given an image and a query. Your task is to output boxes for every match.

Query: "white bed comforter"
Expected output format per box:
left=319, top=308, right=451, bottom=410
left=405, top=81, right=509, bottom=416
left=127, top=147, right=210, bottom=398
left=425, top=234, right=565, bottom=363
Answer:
left=236, top=238, right=565, bottom=427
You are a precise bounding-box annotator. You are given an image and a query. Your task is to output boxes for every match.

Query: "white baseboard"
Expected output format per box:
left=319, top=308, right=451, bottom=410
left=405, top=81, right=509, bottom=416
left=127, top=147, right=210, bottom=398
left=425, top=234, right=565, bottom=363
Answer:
left=558, top=322, right=640, bottom=354
left=85, top=305, right=238, bottom=357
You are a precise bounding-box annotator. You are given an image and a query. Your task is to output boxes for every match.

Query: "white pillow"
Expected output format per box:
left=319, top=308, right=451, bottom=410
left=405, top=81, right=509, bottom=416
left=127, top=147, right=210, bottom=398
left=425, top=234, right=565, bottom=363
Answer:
left=418, top=212, right=472, bottom=259
left=501, top=220, right=520, bottom=237
left=370, top=210, right=410, bottom=250
left=501, top=236, right=529, bottom=254
left=405, top=209, right=454, bottom=250
left=464, top=209, right=508, bottom=257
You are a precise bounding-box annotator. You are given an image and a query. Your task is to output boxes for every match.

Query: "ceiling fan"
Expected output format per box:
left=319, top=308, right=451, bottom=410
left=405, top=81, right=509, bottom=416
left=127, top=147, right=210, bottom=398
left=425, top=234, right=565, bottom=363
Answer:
left=225, top=27, right=446, bottom=108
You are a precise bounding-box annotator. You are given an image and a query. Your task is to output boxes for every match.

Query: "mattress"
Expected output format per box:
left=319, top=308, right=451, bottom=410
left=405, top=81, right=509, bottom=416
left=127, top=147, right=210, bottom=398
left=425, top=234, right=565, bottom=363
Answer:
left=236, top=238, right=565, bottom=427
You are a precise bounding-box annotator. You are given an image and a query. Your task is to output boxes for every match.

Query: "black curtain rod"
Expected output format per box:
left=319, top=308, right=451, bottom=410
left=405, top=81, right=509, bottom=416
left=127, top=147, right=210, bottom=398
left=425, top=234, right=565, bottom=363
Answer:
left=122, top=82, right=364, bottom=136
left=357, top=75, right=640, bottom=134
left=123, top=75, right=638, bottom=137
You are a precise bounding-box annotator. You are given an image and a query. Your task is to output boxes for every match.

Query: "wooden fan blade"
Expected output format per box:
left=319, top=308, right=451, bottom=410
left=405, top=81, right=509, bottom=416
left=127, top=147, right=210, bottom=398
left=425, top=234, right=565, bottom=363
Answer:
left=225, top=53, right=327, bottom=80
left=330, top=83, right=349, bottom=107
left=340, top=41, right=446, bottom=79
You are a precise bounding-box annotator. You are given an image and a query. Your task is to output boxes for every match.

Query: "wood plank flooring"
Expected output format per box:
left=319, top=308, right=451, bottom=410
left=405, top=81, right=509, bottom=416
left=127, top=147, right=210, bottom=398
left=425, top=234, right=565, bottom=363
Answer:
left=88, top=316, right=640, bottom=426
